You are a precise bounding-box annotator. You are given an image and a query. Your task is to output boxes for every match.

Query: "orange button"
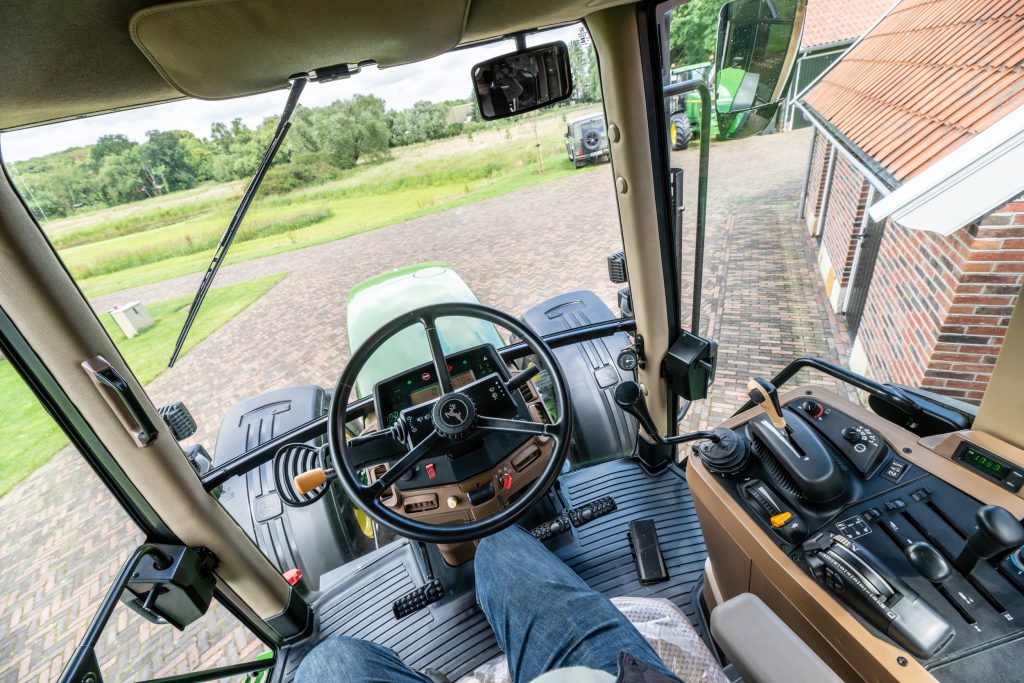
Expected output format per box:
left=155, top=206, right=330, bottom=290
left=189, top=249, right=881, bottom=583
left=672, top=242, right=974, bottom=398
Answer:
left=770, top=511, right=792, bottom=528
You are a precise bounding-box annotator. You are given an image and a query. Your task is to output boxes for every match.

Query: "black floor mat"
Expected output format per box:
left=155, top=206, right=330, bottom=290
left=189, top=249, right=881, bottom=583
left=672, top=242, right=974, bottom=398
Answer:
left=275, top=459, right=707, bottom=681
left=556, top=459, right=708, bottom=625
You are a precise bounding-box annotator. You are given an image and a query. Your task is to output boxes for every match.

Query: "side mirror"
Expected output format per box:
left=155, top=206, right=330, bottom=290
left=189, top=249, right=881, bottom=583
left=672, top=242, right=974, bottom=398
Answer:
left=713, top=0, right=805, bottom=139
left=471, top=42, right=573, bottom=121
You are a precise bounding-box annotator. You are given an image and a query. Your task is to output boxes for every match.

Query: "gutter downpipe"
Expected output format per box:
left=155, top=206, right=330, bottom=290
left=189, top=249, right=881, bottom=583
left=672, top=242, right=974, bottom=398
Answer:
left=815, top=145, right=837, bottom=237
left=796, top=128, right=816, bottom=219
left=841, top=185, right=876, bottom=313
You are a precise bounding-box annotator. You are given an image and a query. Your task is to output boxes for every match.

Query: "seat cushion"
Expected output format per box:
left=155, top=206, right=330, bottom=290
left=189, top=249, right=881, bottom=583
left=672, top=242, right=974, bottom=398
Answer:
left=459, top=597, right=729, bottom=683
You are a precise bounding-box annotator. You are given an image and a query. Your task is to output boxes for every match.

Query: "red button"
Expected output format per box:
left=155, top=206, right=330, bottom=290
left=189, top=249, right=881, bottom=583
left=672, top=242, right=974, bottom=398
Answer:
left=425, top=463, right=436, bottom=479
left=500, top=474, right=513, bottom=490
left=283, top=568, right=302, bottom=586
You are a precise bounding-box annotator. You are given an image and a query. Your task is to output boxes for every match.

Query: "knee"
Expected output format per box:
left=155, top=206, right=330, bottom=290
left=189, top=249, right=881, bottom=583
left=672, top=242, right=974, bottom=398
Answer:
left=296, top=636, right=381, bottom=681
left=476, top=525, right=531, bottom=579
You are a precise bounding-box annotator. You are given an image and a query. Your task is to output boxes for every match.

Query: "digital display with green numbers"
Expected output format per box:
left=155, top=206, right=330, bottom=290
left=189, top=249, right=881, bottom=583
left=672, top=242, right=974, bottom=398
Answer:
left=953, top=441, right=1023, bottom=492
left=966, top=449, right=1009, bottom=480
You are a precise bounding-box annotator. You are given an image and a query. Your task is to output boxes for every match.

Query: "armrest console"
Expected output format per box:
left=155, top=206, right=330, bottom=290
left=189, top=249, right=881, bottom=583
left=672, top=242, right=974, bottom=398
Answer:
left=710, top=593, right=841, bottom=683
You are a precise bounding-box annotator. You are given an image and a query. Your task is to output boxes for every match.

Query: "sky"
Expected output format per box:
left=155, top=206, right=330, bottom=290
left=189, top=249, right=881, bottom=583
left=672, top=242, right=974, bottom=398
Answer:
left=1, top=25, right=583, bottom=163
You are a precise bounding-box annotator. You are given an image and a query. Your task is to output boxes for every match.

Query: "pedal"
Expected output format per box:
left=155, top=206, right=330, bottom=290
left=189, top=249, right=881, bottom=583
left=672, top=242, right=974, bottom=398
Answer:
left=568, top=496, right=617, bottom=527
left=392, top=578, right=444, bottom=619
left=531, top=512, right=572, bottom=541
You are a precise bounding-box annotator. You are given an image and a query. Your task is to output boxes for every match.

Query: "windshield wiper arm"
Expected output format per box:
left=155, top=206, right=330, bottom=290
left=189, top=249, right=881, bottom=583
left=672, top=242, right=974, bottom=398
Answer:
left=168, top=75, right=308, bottom=367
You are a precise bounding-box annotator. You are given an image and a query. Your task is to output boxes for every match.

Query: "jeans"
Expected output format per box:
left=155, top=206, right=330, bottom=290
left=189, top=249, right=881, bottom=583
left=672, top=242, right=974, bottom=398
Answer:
left=297, top=525, right=680, bottom=683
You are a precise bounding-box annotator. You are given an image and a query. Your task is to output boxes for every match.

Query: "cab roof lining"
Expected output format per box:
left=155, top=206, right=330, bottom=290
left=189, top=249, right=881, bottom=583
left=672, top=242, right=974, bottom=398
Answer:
left=0, top=0, right=633, bottom=133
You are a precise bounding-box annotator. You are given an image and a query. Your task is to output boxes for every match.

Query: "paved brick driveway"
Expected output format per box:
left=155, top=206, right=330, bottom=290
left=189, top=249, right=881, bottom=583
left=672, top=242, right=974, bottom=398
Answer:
left=0, top=128, right=854, bottom=681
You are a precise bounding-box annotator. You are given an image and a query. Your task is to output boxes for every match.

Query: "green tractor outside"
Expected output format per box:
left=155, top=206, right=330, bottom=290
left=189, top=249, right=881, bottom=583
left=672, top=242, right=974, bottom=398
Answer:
left=667, top=61, right=752, bottom=150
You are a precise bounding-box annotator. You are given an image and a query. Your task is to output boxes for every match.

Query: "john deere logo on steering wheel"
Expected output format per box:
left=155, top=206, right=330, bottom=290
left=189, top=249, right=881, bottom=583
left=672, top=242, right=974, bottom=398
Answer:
left=442, top=400, right=465, bottom=426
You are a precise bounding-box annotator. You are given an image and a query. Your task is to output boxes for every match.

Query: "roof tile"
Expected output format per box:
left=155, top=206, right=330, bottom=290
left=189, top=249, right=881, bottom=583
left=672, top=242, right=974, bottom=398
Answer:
left=803, top=0, right=1024, bottom=182
left=801, top=0, right=892, bottom=48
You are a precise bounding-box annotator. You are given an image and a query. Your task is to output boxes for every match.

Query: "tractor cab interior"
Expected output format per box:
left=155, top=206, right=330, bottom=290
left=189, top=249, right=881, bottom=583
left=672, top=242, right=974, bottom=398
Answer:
left=3, top=1, right=1024, bottom=682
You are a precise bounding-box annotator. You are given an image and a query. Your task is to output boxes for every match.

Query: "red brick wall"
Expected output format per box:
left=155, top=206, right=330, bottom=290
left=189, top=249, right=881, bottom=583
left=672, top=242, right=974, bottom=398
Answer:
left=804, top=131, right=832, bottom=227
left=921, top=203, right=1024, bottom=402
left=820, top=155, right=870, bottom=288
left=855, top=196, right=1024, bottom=402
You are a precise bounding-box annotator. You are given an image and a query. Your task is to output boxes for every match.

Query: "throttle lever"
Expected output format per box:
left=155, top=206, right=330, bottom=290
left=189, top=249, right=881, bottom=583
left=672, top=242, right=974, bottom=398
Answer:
left=613, top=381, right=722, bottom=446
left=747, top=377, right=786, bottom=430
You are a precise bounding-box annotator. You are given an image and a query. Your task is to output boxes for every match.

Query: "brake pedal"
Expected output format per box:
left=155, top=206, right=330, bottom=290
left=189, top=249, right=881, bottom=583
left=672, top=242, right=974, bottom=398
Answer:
left=392, top=578, right=444, bottom=619
left=531, top=512, right=572, bottom=541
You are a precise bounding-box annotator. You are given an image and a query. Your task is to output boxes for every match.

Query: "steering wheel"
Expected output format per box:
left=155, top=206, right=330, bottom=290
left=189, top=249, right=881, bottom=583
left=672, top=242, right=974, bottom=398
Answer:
left=328, top=302, right=572, bottom=543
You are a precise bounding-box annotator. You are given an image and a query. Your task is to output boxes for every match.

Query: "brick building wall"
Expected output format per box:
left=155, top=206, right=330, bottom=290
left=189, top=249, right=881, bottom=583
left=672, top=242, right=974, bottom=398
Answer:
left=847, top=200, right=1024, bottom=403
left=802, top=132, right=1024, bottom=404
left=817, top=154, right=870, bottom=309
left=803, top=131, right=832, bottom=235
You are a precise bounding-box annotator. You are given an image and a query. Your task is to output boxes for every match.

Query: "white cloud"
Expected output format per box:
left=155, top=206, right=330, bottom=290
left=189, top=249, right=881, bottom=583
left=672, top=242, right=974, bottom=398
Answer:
left=1, top=25, right=582, bottom=162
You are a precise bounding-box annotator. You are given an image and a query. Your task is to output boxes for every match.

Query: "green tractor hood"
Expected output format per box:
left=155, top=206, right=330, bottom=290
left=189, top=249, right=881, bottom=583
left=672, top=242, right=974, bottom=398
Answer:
left=347, top=263, right=504, bottom=397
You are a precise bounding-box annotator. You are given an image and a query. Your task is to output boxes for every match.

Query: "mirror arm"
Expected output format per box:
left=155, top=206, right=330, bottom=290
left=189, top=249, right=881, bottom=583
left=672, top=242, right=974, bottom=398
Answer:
left=663, top=79, right=712, bottom=334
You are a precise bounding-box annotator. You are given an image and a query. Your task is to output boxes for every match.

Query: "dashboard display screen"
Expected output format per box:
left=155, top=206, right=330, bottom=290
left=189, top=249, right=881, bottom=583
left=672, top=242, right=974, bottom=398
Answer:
left=966, top=449, right=1008, bottom=480
left=410, top=371, right=475, bottom=405
left=376, top=345, right=503, bottom=427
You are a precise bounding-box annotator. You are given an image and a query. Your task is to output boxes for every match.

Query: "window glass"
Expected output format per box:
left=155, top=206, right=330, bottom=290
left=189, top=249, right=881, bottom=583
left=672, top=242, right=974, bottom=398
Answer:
left=1, top=22, right=621, bottom=677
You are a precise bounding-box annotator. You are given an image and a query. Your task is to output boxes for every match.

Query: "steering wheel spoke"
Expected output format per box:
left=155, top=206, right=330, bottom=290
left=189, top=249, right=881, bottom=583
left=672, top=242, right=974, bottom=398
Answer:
left=477, top=415, right=555, bottom=437
left=368, top=430, right=440, bottom=495
left=421, top=316, right=454, bottom=394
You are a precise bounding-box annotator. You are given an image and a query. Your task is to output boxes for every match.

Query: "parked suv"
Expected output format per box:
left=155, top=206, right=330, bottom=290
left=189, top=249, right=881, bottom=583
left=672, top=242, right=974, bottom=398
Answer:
left=564, top=112, right=610, bottom=168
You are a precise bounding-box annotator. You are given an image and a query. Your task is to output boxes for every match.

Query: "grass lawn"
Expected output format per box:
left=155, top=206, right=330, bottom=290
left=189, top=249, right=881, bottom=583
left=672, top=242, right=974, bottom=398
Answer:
left=44, top=105, right=602, bottom=298
left=0, top=274, right=284, bottom=497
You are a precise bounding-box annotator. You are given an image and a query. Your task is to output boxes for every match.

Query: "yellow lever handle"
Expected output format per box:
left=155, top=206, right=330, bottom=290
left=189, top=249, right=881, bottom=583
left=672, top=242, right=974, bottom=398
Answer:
left=747, top=377, right=787, bottom=430
left=294, top=468, right=328, bottom=495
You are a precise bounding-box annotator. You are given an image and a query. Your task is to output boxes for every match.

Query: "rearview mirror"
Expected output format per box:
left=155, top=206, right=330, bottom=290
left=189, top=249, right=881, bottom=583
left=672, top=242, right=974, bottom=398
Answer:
left=714, top=0, right=805, bottom=139
left=472, top=42, right=573, bottom=121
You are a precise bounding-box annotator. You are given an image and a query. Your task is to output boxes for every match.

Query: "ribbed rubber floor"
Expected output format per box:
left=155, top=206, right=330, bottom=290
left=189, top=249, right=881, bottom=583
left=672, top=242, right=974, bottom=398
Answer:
left=556, top=459, right=708, bottom=625
left=275, top=459, right=706, bottom=681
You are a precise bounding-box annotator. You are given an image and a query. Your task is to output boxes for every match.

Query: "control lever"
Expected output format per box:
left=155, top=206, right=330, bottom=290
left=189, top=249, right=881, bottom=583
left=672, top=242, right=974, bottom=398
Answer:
left=804, top=533, right=954, bottom=658
left=953, top=505, right=1024, bottom=574
left=613, top=381, right=722, bottom=445
left=905, top=542, right=952, bottom=585
left=747, top=377, right=786, bottom=430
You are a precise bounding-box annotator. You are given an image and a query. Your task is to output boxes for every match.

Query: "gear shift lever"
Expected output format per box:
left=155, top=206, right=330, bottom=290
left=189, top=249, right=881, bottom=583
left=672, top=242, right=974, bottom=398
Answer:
left=954, top=505, right=1024, bottom=574
left=613, top=381, right=722, bottom=445
left=747, top=377, right=787, bottom=430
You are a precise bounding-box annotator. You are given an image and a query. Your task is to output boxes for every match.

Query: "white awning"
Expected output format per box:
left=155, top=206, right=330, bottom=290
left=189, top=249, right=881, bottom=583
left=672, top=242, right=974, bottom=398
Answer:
left=869, top=103, right=1024, bottom=235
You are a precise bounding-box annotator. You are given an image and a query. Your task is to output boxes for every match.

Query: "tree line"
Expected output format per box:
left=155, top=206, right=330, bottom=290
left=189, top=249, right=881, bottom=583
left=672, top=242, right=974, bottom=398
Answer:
left=10, top=38, right=602, bottom=222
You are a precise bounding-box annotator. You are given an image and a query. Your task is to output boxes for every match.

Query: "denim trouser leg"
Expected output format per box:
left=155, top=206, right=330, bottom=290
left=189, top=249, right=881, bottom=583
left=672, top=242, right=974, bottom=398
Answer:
left=296, top=525, right=680, bottom=683
left=475, top=526, right=679, bottom=683
left=295, top=636, right=430, bottom=683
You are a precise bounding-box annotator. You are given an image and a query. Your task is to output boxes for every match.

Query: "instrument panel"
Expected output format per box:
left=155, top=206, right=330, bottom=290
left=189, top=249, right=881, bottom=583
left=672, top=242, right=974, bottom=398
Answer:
left=375, top=344, right=504, bottom=428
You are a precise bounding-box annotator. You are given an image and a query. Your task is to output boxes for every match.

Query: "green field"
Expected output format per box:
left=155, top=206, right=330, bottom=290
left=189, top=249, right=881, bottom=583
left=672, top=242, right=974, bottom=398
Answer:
left=45, top=106, right=602, bottom=298
left=0, top=275, right=283, bottom=496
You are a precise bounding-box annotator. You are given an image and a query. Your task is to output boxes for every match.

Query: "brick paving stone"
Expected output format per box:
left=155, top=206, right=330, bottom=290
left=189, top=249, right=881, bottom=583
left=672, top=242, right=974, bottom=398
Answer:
left=0, top=128, right=853, bottom=682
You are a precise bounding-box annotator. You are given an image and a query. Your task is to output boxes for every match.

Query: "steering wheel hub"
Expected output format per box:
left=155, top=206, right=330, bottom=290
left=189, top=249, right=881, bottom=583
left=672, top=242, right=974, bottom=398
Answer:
left=432, top=393, right=477, bottom=439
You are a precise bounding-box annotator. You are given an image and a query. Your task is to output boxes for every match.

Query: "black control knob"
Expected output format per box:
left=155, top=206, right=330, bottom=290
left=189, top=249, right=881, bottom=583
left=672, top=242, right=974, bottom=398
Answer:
left=614, top=381, right=660, bottom=440
left=697, top=429, right=749, bottom=477
left=841, top=427, right=861, bottom=444
left=954, top=505, right=1024, bottom=574
left=905, top=542, right=952, bottom=584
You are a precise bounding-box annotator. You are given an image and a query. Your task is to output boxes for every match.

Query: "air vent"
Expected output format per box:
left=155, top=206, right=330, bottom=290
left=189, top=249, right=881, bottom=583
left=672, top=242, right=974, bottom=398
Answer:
left=404, top=495, right=439, bottom=513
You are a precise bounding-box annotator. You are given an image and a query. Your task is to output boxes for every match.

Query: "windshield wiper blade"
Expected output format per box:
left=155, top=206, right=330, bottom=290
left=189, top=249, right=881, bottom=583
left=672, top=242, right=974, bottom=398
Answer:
left=168, top=75, right=308, bottom=367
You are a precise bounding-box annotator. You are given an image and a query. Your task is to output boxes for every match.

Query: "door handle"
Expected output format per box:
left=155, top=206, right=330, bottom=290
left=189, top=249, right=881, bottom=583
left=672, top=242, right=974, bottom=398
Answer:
left=83, top=356, right=158, bottom=447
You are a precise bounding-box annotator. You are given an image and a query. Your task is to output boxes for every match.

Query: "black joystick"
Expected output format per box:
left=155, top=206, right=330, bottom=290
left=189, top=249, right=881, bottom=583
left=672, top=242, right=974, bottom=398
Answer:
left=905, top=542, right=952, bottom=584
left=954, top=505, right=1024, bottom=574
left=613, top=381, right=722, bottom=446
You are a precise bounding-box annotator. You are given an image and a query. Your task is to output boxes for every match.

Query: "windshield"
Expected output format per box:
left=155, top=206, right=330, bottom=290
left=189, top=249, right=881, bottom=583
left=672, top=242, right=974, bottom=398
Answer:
left=1, top=23, right=620, bottom=680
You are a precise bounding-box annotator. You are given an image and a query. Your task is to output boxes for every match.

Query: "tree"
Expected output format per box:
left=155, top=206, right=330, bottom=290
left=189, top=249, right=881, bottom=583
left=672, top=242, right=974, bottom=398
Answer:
left=668, top=0, right=720, bottom=68
left=90, top=134, right=135, bottom=165
left=291, top=95, right=390, bottom=168
left=138, top=130, right=197, bottom=194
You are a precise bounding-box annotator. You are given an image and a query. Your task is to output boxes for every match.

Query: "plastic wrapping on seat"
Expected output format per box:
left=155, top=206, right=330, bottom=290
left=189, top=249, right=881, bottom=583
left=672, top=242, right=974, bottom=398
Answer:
left=458, top=597, right=728, bottom=683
